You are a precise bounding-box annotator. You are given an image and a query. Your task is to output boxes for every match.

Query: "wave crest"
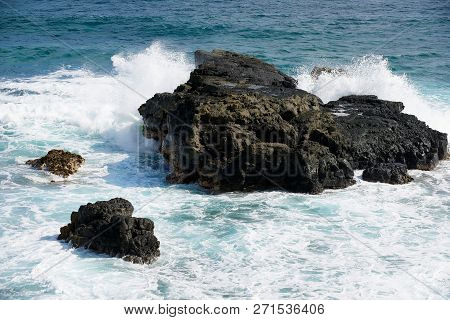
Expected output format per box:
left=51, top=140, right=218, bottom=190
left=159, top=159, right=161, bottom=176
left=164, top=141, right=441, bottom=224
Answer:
left=295, top=55, right=450, bottom=136
left=0, top=42, right=193, bottom=150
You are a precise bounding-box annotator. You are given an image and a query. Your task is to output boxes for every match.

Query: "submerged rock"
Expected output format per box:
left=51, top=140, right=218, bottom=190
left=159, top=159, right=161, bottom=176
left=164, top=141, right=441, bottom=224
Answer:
left=362, top=163, right=413, bottom=184
left=58, top=198, right=160, bottom=264
left=26, top=149, right=84, bottom=178
left=138, top=49, right=448, bottom=194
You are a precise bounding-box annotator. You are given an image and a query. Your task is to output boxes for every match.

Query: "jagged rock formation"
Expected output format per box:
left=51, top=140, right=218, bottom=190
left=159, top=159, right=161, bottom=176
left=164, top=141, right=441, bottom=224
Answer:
left=26, top=149, right=84, bottom=177
left=325, top=95, right=447, bottom=171
left=58, top=198, right=160, bottom=264
left=362, top=163, right=413, bottom=184
left=138, top=49, right=448, bottom=194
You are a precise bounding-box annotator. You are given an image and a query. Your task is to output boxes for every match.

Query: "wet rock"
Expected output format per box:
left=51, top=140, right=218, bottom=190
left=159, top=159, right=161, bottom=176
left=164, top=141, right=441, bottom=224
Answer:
left=139, top=50, right=354, bottom=193
left=324, top=95, right=448, bottom=171
left=26, top=149, right=84, bottom=178
left=362, top=163, right=413, bottom=184
left=310, top=66, right=346, bottom=78
left=138, top=50, right=447, bottom=194
left=58, top=198, right=160, bottom=264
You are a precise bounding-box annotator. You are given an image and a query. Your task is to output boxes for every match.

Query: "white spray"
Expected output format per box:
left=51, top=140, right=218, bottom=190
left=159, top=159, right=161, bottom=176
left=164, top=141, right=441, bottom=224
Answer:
left=296, top=55, right=450, bottom=136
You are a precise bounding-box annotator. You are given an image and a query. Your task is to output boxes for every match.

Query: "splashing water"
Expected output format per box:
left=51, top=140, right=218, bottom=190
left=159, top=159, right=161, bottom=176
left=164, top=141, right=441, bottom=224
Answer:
left=0, top=43, right=449, bottom=300
left=296, top=55, right=450, bottom=136
left=0, top=43, right=194, bottom=151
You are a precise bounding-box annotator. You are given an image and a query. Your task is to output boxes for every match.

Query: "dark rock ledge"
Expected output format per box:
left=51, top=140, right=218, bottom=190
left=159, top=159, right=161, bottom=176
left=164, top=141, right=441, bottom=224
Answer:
left=58, top=198, right=160, bottom=264
left=26, top=149, right=84, bottom=178
left=138, top=49, right=448, bottom=194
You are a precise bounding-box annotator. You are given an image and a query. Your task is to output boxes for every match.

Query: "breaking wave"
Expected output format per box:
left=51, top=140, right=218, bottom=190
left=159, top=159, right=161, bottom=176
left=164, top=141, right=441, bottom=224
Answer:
left=0, top=42, right=193, bottom=151
left=295, top=55, right=450, bottom=136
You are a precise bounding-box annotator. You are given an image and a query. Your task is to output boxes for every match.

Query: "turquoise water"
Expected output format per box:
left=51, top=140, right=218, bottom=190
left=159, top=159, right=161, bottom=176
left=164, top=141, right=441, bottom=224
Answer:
left=0, top=0, right=449, bottom=299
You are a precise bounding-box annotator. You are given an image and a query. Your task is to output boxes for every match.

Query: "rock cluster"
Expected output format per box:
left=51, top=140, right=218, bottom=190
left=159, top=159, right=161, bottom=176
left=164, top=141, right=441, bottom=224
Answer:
left=138, top=50, right=447, bottom=194
left=58, top=198, right=160, bottom=264
left=139, top=50, right=447, bottom=193
left=362, top=163, right=413, bottom=184
left=26, top=149, right=84, bottom=177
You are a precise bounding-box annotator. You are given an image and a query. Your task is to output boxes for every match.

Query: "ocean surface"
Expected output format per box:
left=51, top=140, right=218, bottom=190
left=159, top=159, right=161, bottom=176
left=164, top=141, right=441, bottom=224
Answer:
left=0, top=0, right=449, bottom=299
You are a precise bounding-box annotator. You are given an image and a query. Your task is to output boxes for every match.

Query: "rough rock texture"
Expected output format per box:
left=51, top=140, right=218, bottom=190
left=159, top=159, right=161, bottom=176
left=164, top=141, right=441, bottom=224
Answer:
left=139, top=49, right=448, bottom=194
left=26, top=149, right=84, bottom=177
left=324, top=95, right=448, bottom=171
left=140, top=50, right=355, bottom=193
left=362, top=163, right=413, bottom=184
left=310, top=66, right=346, bottom=79
left=58, top=198, right=160, bottom=264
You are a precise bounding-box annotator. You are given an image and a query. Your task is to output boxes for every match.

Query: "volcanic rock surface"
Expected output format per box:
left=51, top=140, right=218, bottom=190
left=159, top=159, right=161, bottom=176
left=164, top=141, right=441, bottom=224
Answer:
left=139, top=49, right=448, bottom=194
left=324, top=95, right=447, bottom=171
left=58, top=198, right=160, bottom=264
left=362, top=163, right=413, bottom=184
left=26, top=149, right=84, bottom=178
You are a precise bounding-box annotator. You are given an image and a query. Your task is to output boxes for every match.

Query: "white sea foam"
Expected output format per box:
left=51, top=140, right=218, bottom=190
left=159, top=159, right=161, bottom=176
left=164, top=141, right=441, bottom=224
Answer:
left=0, top=42, right=193, bottom=151
left=2, top=164, right=448, bottom=299
left=1, top=48, right=449, bottom=300
left=295, top=55, right=450, bottom=136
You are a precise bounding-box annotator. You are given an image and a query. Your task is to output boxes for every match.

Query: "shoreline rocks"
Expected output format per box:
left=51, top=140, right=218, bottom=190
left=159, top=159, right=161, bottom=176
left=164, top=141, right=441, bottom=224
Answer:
left=58, top=198, right=160, bottom=264
left=138, top=49, right=448, bottom=194
left=362, top=163, right=413, bottom=184
left=26, top=149, right=84, bottom=178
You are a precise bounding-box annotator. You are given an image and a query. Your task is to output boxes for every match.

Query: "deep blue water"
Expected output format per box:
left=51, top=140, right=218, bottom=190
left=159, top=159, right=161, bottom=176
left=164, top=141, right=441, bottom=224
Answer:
left=1, top=0, right=449, bottom=86
left=0, top=0, right=449, bottom=299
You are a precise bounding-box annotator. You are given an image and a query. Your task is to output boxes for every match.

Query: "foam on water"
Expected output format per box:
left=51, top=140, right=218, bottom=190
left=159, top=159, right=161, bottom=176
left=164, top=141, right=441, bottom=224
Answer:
left=0, top=45, right=449, bottom=299
left=2, top=164, right=449, bottom=299
left=295, top=55, right=450, bottom=136
left=0, top=42, right=193, bottom=151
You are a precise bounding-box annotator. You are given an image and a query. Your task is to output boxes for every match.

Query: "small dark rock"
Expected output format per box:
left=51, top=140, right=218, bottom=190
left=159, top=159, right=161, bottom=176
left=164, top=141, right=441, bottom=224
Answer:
left=362, top=163, right=413, bottom=184
left=26, top=149, right=84, bottom=178
left=310, top=66, right=346, bottom=79
left=58, top=198, right=160, bottom=264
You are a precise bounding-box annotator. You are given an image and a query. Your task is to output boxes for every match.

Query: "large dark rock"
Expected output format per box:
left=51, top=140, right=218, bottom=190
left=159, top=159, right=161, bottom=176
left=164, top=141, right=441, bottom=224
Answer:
left=139, top=50, right=354, bottom=193
left=325, top=95, right=448, bottom=170
left=26, top=149, right=84, bottom=178
left=58, top=198, right=160, bottom=264
left=362, top=163, right=413, bottom=184
left=138, top=50, right=448, bottom=194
